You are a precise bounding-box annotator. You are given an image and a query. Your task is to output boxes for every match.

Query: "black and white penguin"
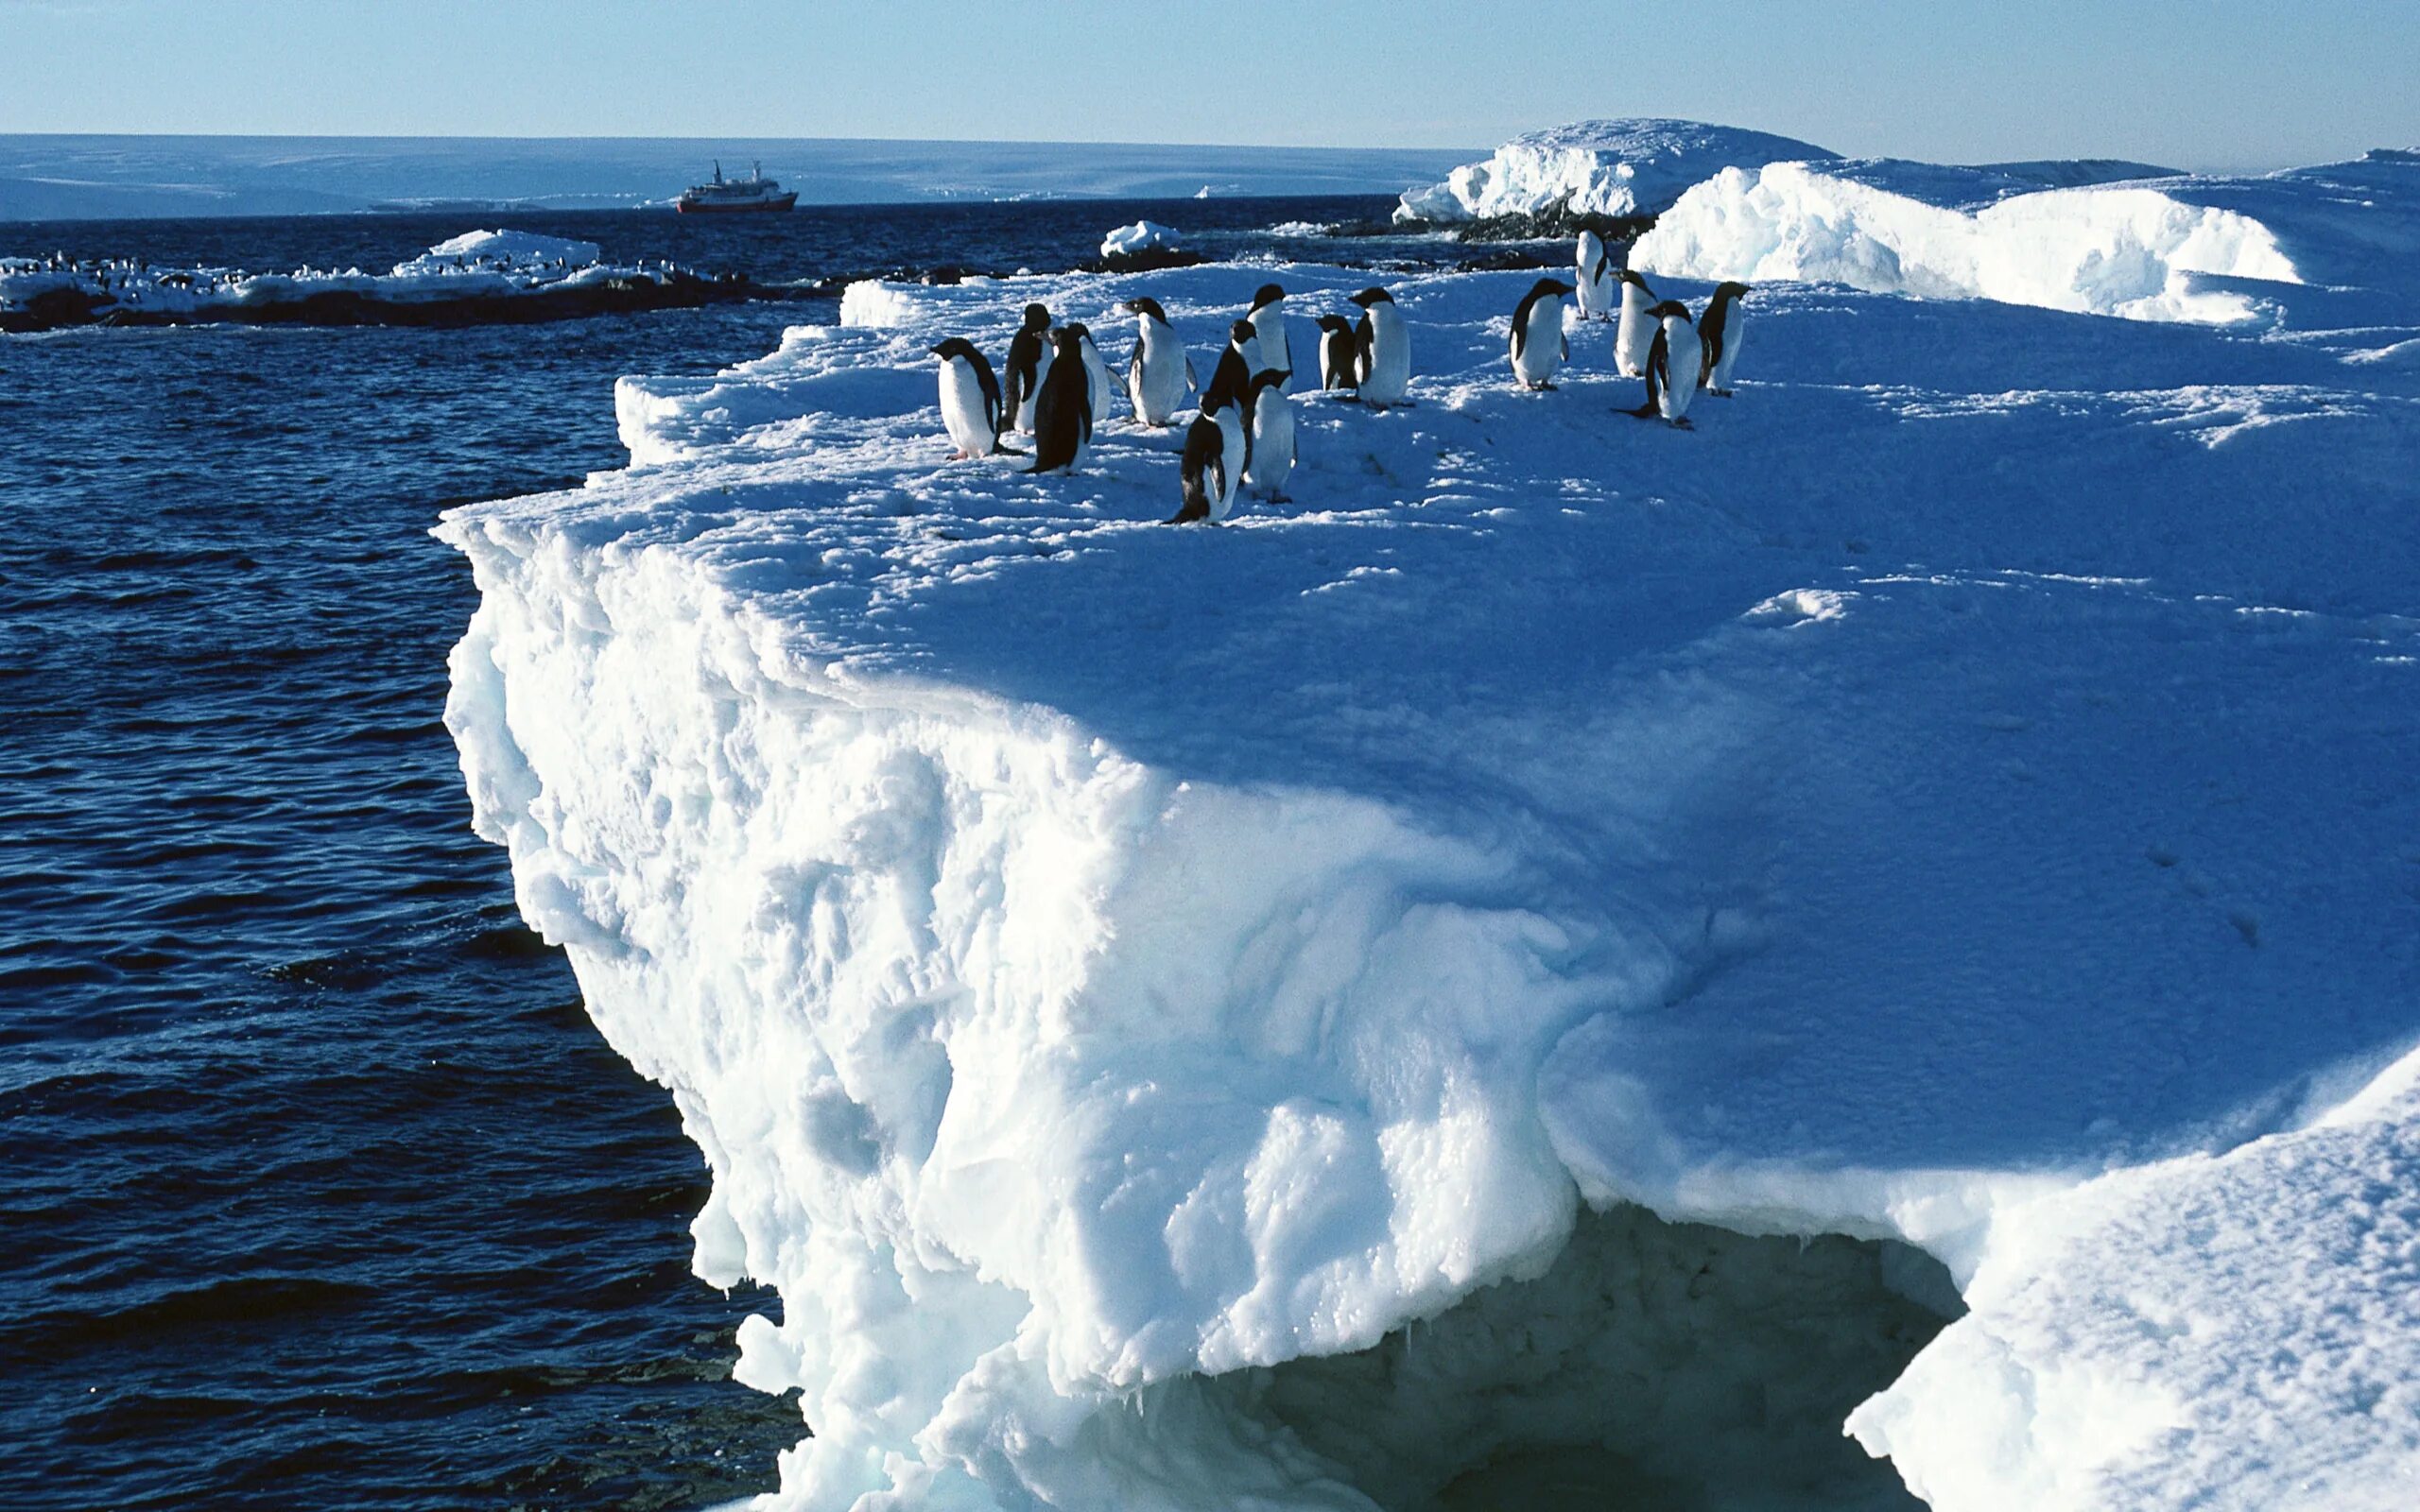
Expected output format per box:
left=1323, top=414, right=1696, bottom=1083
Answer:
left=1348, top=287, right=1410, bottom=406
left=1171, top=387, right=1248, bottom=523
left=1066, top=320, right=1115, bottom=425
left=1003, top=301, right=1052, bottom=432
left=1243, top=368, right=1294, bottom=503
left=1314, top=315, right=1359, bottom=392
left=1575, top=230, right=1616, bottom=321
left=1626, top=301, right=1704, bottom=428
left=1614, top=269, right=1659, bottom=378
left=929, top=337, right=1018, bottom=458
left=1123, top=295, right=1194, bottom=425
left=1205, top=318, right=1259, bottom=412
left=1508, top=278, right=1575, bottom=390
left=1246, top=283, right=1291, bottom=387
left=1028, top=328, right=1094, bottom=473
left=1697, top=282, right=1750, bottom=397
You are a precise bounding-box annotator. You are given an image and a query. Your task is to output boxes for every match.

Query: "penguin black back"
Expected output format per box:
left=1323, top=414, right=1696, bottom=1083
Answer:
left=1314, top=315, right=1358, bottom=390
left=1510, top=278, right=1574, bottom=362
left=1004, top=301, right=1052, bottom=408
left=1028, top=328, right=1092, bottom=473
left=1699, top=282, right=1750, bottom=384
left=1204, top=318, right=1257, bottom=412
left=930, top=336, right=1005, bottom=440
left=1172, top=408, right=1225, bottom=524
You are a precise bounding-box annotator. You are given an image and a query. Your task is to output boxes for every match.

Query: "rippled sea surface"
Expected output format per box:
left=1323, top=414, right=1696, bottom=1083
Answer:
left=0, top=195, right=1406, bottom=1512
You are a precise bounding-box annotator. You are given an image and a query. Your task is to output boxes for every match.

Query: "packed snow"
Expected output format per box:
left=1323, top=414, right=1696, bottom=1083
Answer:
left=1392, top=118, right=1839, bottom=224
left=1632, top=160, right=2302, bottom=323
left=441, top=142, right=2420, bottom=1512
left=1099, top=220, right=1179, bottom=259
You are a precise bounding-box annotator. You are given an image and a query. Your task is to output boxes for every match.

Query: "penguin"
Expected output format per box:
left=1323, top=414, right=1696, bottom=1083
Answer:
left=1003, top=301, right=1052, bottom=432
left=1171, top=387, right=1247, bottom=524
left=1508, top=278, right=1575, bottom=390
left=1574, top=230, right=1616, bottom=322
left=1246, top=283, right=1291, bottom=387
left=1697, top=282, right=1750, bottom=397
left=1242, top=368, right=1295, bottom=503
left=929, top=337, right=1020, bottom=458
left=1028, top=328, right=1094, bottom=472
left=1314, top=314, right=1359, bottom=393
left=1066, top=320, right=1115, bottom=425
left=1348, top=287, right=1410, bottom=406
left=1625, top=301, right=1704, bottom=428
left=1123, top=295, right=1194, bottom=425
left=1205, top=318, right=1260, bottom=412
left=1614, top=269, right=1659, bottom=378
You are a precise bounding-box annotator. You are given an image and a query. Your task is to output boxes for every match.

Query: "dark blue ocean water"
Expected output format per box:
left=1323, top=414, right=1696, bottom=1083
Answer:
left=0, top=196, right=1417, bottom=1512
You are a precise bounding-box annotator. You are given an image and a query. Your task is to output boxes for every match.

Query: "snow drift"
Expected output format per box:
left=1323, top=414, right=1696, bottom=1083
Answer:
left=1632, top=159, right=2301, bottom=323
left=1392, top=118, right=1838, bottom=224
left=441, top=155, right=2420, bottom=1512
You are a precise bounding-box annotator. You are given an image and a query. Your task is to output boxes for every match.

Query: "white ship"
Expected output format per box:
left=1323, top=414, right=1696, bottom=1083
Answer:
left=676, top=161, right=798, bottom=214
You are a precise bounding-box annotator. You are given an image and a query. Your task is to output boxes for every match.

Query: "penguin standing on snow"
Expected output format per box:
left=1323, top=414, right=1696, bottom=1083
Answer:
left=1028, top=328, right=1094, bottom=472
left=1206, top=319, right=1260, bottom=410
left=1626, top=301, right=1704, bottom=428
left=1172, top=387, right=1249, bottom=524
left=1574, top=230, right=1616, bottom=322
left=1243, top=368, right=1294, bottom=503
left=1003, top=302, right=1052, bottom=432
left=929, top=337, right=1020, bottom=458
left=1066, top=320, right=1115, bottom=425
left=1123, top=296, right=1194, bottom=424
left=1614, top=269, right=1659, bottom=378
left=1697, top=282, right=1750, bottom=397
left=1313, top=315, right=1359, bottom=393
left=1246, top=283, right=1291, bottom=387
left=1508, top=277, right=1575, bottom=390
left=1348, top=286, right=1410, bottom=406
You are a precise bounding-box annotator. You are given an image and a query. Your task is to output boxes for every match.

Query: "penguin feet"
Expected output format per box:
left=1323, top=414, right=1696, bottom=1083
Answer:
left=1668, top=417, right=1696, bottom=431
left=1711, top=388, right=1735, bottom=398
left=1270, top=491, right=1292, bottom=505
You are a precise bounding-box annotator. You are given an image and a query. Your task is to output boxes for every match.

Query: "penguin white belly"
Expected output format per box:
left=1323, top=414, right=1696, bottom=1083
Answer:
left=1245, top=392, right=1294, bottom=497
left=1575, top=233, right=1613, bottom=319
left=1511, top=299, right=1564, bottom=387
left=1249, top=307, right=1291, bottom=381
left=1015, top=356, right=1045, bottom=432
left=1616, top=286, right=1656, bottom=377
left=1660, top=319, right=1703, bottom=421
left=1210, top=404, right=1246, bottom=520
left=1132, top=324, right=1188, bottom=423
left=1361, top=306, right=1410, bottom=404
left=938, top=359, right=992, bottom=456
left=1080, top=339, right=1113, bottom=425
left=1711, top=314, right=1743, bottom=390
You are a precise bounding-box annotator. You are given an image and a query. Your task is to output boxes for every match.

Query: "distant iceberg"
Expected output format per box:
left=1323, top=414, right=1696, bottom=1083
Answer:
left=1392, top=118, right=1839, bottom=224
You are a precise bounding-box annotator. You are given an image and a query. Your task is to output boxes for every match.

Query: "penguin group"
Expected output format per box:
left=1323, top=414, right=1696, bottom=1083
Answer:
left=929, top=278, right=1394, bottom=524
left=925, top=236, right=1749, bottom=521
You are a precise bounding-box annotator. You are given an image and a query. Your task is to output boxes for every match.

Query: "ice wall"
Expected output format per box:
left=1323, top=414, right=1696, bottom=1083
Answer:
left=1392, top=118, right=1838, bottom=223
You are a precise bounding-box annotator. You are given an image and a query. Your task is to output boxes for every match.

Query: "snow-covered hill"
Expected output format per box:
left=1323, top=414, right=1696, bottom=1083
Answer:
left=440, top=150, right=2420, bottom=1512
left=1392, top=118, right=1840, bottom=223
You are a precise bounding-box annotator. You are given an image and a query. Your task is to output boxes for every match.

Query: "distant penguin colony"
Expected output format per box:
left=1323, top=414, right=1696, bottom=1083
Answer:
left=924, top=244, right=1754, bottom=523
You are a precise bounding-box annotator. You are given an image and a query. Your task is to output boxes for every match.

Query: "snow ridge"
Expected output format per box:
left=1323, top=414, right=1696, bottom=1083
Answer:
left=1393, top=117, right=1839, bottom=224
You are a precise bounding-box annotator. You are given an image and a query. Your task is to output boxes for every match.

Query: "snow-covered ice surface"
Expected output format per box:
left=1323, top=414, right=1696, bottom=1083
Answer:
left=440, top=148, right=2420, bottom=1512
left=1393, top=118, right=1840, bottom=223
left=1629, top=154, right=2420, bottom=326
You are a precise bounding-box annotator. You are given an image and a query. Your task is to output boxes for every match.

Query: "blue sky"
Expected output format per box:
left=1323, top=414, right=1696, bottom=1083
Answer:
left=2, top=0, right=2412, bottom=169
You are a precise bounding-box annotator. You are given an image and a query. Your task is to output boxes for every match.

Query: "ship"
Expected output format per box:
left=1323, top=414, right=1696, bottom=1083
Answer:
left=676, top=161, right=798, bottom=214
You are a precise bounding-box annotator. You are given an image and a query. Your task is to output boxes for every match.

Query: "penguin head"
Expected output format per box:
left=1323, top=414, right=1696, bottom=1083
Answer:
left=1064, top=320, right=1093, bottom=342
left=1617, top=269, right=1653, bottom=289
left=1021, top=302, right=1050, bottom=330
left=1230, top=318, right=1259, bottom=347
left=1715, top=281, right=1751, bottom=302
left=928, top=337, right=978, bottom=363
left=1122, top=295, right=1168, bottom=322
left=1649, top=300, right=1693, bottom=321
left=1250, top=368, right=1290, bottom=393
left=1314, top=314, right=1355, bottom=335
left=1529, top=278, right=1575, bottom=301
left=1052, top=327, right=1083, bottom=354
left=1250, top=283, right=1286, bottom=312
left=1348, top=287, right=1392, bottom=307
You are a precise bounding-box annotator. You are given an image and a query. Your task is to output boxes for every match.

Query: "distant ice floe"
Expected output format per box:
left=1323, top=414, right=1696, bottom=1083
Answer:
left=1099, top=219, right=1180, bottom=259
left=1633, top=160, right=2302, bottom=324
left=1393, top=117, right=1840, bottom=223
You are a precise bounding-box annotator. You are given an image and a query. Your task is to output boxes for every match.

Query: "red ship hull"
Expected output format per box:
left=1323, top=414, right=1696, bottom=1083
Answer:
left=677, top=193, right=798, bottom=214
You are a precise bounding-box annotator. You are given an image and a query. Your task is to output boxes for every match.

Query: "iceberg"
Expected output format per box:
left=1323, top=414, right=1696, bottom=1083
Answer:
left=1099, top=221, right=1180, bottom=259
left=1392, top=118, right=1839, bottom=225
left=441, top=155, right=2420, bottom=1511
